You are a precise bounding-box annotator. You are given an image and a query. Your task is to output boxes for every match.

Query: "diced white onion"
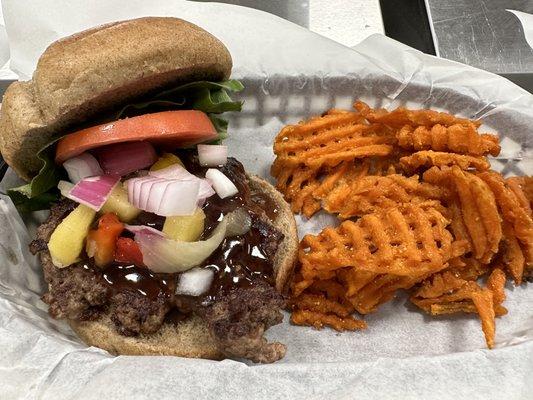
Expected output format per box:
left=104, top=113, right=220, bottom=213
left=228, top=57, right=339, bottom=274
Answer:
left=149, top=164, right=215, bottom=202
left=125, top=165, right=215, bottom=216
left=197, top=144, right=228, bottom=167
left=205, top=168, right=238, bottom=199
left=176, top=268, right=215, bottom=296
left=126, top=176, right=200, bottom=216
left=62, top=153, right=103, bottom=183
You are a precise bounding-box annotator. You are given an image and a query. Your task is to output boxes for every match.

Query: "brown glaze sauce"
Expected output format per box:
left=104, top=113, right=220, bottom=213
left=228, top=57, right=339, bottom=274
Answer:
left=102, top=264, right=174, bottom=300
left=200, top=218, right=274, bottom=304
left=97, top=158, right=280, bottom=315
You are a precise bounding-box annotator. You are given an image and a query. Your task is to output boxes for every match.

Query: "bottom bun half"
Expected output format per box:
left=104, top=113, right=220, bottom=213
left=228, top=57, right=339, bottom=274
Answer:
left=70, top=175, right=298, bottom=359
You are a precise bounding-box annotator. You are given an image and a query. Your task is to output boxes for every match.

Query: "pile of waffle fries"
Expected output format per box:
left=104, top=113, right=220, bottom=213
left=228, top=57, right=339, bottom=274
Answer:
left=272, top=101, right=532, bottom=348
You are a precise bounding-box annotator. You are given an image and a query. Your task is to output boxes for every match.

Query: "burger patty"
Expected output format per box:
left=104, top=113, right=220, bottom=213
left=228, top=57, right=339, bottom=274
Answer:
left=30, top=159, right=287, bottom=362
left=203, top=283, right=286, bottom=363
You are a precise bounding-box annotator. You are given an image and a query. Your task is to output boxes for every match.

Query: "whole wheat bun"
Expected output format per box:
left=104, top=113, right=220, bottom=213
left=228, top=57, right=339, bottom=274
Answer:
left=0, top=17, right=232, bottom=180
left=70, top=174, right=298, bottom=359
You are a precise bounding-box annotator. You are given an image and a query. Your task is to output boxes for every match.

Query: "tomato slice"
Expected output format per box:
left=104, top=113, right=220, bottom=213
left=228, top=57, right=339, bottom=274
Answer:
left=115, top=237, right=144, bottom=266
left=55, top=110, right=217, bottom=164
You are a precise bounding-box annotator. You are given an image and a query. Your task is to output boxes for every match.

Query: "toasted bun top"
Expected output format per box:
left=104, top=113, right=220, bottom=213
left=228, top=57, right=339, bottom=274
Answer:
left=0, top=17, right=232, bottom=180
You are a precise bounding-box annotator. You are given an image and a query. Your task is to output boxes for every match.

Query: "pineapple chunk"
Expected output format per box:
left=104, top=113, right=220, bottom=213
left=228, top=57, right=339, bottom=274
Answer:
left=100, top=185, right=140, bottom=223
left=150, top=153, right=184, bottom=171
left=48, top=204, right=96, bottom=268
left=163, top=208, right=206, bottom=242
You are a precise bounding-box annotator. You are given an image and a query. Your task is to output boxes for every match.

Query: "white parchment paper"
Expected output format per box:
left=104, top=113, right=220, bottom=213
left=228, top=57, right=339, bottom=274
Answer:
left=0, top=1, right=532, bottom=399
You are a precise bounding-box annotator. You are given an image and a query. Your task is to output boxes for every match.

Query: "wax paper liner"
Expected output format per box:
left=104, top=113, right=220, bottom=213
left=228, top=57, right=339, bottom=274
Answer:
left=0, top=1, right=531, bottom=399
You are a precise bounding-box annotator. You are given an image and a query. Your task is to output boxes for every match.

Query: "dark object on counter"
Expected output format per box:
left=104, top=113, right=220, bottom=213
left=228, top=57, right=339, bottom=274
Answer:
left=380, top=0, right=435, bottom=55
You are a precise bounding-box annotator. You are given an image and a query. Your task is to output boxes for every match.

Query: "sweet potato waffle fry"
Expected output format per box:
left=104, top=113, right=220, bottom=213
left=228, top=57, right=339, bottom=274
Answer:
left=353, top=100, right=481, bottom=128
left=396, top=124, right=500, bottom=156
left=478, top=172, right=533, bottom=266
left=400, top=150, right=490, bottom=173
left=423, top=166, right=502, bottom=263
left=299, top=204, right=462, bottom=278
left=411, top=269, right=507, bottom=348
left=273, top=100, right=531, bottom=349
left=322, top=173, right=447, bottom=219
left=271, top=108, right=398, bottom=217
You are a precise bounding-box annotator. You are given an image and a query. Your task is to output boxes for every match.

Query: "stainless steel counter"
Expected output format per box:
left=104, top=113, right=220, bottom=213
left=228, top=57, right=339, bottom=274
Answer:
left=193, top=0, right=384, bottom=48
left=426, top=0, right=533, bottom=74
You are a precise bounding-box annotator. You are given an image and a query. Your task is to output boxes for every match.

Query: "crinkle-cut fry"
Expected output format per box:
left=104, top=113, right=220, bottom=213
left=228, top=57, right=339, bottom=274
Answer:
left=478, top=171, right=533, bottom=264
left=290, top=309, right=367, bottom=331
left=323, top=173, right=447, bottom=219
left=354, top=101, right=481, bottom=128
left=400, top=150, right=490, bottom=173
left=292, top=294, right=354, bottom=317
left=396, top=124, right=500, bottom=157
left=500, top=221, right=525, bottom=285
left=300, top=204, right=457, bottom=277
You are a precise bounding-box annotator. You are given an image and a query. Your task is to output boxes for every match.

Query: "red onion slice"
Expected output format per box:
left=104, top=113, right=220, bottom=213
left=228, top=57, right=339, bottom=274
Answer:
left=59, top=175, right=119, bottom=211
left=62, top=153, right=103, bottom=183
left=205, top=169, right=238, bottom=199
left=197, top=144, right=228, bottom=167
left=93, top=141, right=157, bottom=176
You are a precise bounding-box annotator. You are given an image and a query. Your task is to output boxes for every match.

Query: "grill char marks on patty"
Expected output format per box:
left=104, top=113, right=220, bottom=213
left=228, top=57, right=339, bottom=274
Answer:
left=30, top=158, right=287, bottom=362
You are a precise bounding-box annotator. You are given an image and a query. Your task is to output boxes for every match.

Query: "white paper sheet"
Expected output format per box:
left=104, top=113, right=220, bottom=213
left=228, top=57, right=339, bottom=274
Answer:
left=0, top=1, right=532, bottom=399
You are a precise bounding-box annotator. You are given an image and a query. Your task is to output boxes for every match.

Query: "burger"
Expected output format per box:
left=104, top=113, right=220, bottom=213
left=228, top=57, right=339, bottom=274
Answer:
left=0, top=17, right=298, bottom=363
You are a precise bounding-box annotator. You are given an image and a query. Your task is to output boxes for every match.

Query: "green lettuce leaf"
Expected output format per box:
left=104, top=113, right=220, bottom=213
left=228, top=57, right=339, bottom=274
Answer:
left=7, top=138, right=66, bottom=211
left=7, top=79, right=243, bottom=212
left=117, top=79, right=244, bottom=119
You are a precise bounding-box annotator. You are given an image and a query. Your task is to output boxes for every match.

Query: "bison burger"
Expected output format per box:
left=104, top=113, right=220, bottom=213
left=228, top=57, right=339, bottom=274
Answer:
left=0, top=17, right=298, bottom=363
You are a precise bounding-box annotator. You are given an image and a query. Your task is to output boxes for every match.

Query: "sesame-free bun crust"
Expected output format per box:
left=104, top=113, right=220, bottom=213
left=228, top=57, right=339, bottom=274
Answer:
left=0, top=17, right=232, bottom=180
left=70, top=175, right=298, bottom=359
